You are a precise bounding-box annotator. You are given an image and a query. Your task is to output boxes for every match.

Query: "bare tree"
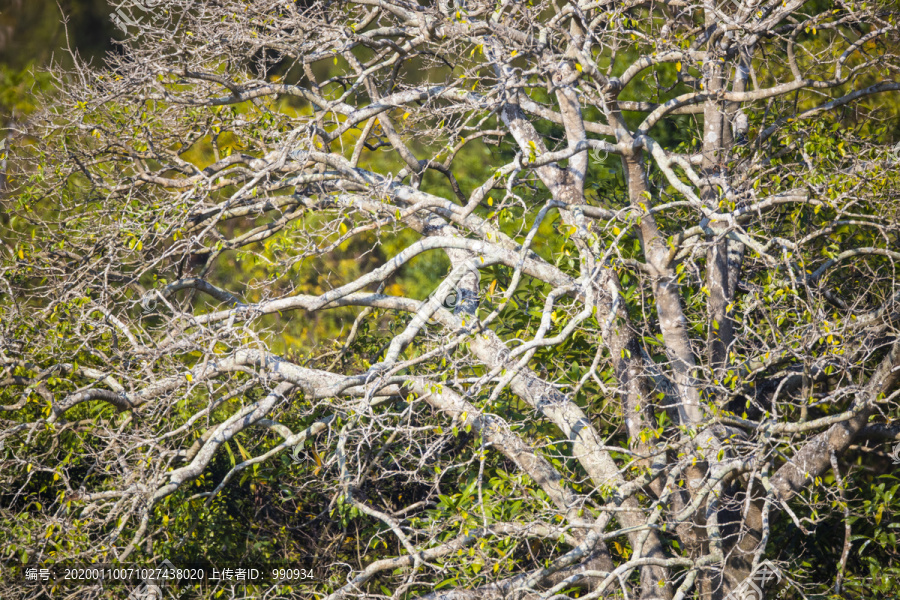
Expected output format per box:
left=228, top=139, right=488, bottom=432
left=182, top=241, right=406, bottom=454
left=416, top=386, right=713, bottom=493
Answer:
left=2, top=1, right=900, bottom=599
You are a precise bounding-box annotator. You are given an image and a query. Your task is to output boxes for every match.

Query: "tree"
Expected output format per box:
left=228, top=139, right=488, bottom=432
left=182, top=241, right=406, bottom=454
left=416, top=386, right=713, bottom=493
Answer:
left=2, top=0, right=900, bottom=598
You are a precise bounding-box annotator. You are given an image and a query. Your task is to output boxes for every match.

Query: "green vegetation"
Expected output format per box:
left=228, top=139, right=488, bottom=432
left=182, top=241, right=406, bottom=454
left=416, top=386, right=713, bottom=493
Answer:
left=1, top=2, right=900, bottom=599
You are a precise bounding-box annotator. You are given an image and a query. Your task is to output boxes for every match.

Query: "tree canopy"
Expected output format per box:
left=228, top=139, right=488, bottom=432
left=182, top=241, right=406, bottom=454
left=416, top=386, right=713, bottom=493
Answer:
left=2, top=1, right=900, bottom=599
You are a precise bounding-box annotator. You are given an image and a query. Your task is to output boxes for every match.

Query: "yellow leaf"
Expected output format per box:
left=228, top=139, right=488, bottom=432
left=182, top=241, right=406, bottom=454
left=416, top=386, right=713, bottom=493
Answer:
left=235, top=440, right=250, bottom=461
left=185, top=373, right=193, bottom=383
left=511, top=50, right=518, bottom=57
left=676, top=61, right=682, bottom=72
left=575, top=62, right=582, bottom=72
